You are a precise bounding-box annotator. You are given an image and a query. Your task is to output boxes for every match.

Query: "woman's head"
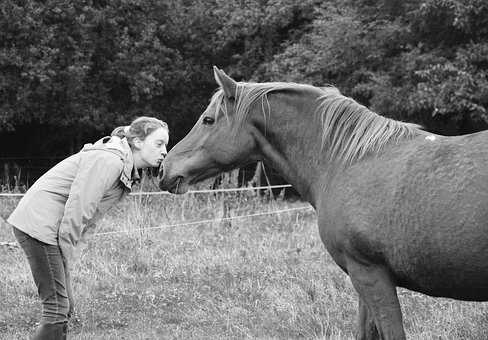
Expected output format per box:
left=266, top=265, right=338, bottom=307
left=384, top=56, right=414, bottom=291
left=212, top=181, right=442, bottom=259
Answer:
left=112, top=116, right=169, bottom=169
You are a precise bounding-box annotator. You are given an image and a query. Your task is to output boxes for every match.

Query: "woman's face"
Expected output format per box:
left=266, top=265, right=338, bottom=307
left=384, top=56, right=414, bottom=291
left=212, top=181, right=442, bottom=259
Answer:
left=133, top=127, right=169, bottom=169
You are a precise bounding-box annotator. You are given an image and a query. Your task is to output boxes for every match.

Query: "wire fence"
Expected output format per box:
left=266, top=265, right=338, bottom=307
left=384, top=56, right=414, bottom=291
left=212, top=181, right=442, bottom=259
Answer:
left=0, top=184, right=313, bottom=246
left=0, top=184, right=293, bottom=198
left=95, top=205, right=313, bottom=236
left=0, top=205, right=314, bottom=247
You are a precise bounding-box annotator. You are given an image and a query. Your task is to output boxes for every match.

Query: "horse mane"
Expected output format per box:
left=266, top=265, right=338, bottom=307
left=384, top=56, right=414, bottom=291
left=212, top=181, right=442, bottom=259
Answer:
left=211, top=81, right=423, bottom=165
left=317, top=87, right=423, bottom=165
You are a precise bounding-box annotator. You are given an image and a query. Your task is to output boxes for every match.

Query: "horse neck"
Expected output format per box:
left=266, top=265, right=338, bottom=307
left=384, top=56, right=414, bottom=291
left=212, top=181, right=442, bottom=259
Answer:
left=250, top=90, right=327, bottom=207
left=248, top=87, right=425, bottom=207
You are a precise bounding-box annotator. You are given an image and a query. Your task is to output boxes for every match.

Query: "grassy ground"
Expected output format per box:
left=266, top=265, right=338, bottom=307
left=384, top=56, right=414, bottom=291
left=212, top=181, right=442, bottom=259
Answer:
left=1, top=191, right=487, bottom=339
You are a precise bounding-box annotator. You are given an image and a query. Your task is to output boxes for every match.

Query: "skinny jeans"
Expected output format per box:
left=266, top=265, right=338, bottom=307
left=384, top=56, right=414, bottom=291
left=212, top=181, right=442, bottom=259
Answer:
left=13, top=226, right=73, bottom=325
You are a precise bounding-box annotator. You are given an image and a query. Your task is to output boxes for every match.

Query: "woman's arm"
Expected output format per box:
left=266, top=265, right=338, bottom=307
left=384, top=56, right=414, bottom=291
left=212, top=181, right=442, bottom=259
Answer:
left=58, top=151, right=124, bottom=269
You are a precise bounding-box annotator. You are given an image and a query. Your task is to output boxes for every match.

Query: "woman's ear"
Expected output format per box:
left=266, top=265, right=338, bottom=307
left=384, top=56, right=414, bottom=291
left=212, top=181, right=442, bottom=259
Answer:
left=132, top=137, right=144, bottom=150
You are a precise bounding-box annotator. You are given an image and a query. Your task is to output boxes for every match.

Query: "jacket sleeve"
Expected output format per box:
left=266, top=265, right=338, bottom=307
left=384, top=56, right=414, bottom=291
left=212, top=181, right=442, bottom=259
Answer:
left=58, top=152, right=124, bottom=268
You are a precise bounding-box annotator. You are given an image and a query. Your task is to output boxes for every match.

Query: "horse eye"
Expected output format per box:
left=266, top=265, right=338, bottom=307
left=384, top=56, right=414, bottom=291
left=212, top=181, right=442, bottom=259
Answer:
left=202, top=117, right=215, bottom=125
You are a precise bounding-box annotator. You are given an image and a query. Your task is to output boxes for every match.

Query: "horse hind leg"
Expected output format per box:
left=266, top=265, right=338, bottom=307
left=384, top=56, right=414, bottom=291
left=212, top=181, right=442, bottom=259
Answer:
left=357, top=298, right=380, bottom=340
left=347, top=258, right=406, bottom=340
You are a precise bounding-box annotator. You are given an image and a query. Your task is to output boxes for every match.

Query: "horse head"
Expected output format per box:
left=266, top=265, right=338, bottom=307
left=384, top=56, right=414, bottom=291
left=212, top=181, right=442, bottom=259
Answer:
left=159, top=67, right=261, bottom=193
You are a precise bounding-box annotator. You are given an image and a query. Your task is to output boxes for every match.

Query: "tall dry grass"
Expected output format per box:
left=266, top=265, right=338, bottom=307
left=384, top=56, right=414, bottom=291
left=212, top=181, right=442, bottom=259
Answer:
left=0, top=189, right=487, bottom=339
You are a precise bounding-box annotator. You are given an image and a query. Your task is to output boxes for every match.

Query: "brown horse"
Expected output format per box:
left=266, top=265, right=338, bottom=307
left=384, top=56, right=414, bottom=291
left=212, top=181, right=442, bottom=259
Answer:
left=159, top=67, right=488, bottom=339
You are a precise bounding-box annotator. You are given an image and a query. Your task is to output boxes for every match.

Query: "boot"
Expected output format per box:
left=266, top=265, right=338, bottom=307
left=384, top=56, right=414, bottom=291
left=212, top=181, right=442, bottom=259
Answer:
left=31, top=322, right=67, bottom=340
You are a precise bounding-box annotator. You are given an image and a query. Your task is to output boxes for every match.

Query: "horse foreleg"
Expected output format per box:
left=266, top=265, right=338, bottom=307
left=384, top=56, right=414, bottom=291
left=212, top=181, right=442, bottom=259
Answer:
left=357, top=297, right=380, bottom=340
left=347, top=259, right=406, bottom=340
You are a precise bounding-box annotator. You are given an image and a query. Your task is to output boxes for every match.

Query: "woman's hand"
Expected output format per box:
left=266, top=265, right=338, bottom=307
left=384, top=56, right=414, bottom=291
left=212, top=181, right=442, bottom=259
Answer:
left=64, top=262, right=75, bottom=319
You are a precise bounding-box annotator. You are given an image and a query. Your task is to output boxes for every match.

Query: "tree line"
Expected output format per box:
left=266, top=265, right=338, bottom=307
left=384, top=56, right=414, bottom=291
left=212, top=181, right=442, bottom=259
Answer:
left=1, top=0, right=487, bottom=161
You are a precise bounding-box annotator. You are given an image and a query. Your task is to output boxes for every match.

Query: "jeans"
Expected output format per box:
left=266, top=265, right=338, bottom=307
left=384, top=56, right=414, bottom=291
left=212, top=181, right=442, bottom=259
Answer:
left=13, top=226, right=73, bottom=325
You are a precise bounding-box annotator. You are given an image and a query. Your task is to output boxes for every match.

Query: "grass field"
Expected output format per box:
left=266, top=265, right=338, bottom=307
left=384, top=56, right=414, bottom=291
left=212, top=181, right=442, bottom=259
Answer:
left=1, top=189, right=487, bottom=339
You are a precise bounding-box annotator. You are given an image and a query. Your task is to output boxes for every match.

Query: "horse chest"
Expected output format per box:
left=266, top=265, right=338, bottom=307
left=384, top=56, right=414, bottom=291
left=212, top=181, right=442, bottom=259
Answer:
left=316, top=200, right=391, bottom=270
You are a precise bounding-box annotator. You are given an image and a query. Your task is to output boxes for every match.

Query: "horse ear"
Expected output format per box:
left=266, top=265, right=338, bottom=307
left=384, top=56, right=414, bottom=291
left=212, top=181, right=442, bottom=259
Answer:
left=213, top=66, right=236, bottom=99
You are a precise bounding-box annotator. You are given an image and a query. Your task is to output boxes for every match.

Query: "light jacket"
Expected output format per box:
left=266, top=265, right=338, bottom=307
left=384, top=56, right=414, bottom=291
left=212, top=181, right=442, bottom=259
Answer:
left=8, top=136, right=139, bottom=268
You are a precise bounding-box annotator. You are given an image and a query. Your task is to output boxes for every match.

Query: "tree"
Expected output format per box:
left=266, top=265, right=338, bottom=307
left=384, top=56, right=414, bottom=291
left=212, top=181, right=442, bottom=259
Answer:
left=261, top=0, right=488, bottom=134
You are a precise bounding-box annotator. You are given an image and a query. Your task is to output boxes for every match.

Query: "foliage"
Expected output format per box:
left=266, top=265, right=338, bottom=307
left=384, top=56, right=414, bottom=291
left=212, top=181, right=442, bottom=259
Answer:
left=262, top=0, right=488, bottom=134
left=1, top=0, right=488, bottom=160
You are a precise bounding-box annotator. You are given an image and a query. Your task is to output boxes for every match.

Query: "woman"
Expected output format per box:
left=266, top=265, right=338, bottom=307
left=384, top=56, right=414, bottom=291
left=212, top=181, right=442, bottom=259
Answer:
left=8, top=116, right=169, bottom=340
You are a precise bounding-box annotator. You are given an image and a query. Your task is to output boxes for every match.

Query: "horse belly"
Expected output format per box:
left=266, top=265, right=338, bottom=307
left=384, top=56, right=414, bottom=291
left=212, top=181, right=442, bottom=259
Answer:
left=387, top=220, right=488, bottom=301
left=321, top=204, right=488, bottom=301
left=396, top=263, right=488, bottom=301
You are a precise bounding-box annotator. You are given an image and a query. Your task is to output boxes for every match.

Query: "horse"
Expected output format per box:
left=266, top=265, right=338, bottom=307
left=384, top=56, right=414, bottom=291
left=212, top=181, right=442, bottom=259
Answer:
left=158, top=67, right=488, bottom=339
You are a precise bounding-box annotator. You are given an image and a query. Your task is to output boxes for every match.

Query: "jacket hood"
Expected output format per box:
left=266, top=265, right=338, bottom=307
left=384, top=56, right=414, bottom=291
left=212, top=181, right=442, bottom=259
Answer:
left=82, top=136, right=140, bottom=189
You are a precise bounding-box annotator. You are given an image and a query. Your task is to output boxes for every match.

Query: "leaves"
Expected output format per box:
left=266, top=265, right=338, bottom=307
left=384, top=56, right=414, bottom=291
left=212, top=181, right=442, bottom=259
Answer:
left=1, top=0, right=488, bottom=158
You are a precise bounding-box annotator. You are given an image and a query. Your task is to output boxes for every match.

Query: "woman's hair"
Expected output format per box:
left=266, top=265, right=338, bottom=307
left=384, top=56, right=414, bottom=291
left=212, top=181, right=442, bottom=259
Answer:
left=111, top=116, right=168, bottom=147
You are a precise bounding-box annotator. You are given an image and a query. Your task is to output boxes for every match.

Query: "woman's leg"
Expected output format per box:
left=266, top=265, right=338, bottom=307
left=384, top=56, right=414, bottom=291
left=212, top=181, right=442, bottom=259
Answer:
left=13, top=227, right=70, bottom=340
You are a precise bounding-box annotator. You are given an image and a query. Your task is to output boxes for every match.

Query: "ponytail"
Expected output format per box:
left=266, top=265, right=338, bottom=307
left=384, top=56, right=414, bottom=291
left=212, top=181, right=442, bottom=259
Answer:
left=111, top=126, right=130, bottom=139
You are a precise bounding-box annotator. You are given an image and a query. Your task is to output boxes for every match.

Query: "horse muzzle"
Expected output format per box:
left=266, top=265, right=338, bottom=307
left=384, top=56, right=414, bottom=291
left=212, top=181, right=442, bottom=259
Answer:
left=158, top=161, right=189, bottom=194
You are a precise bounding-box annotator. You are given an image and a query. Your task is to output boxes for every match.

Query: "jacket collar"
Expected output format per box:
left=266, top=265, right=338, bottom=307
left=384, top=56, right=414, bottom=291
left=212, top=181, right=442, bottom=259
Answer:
left=82, top=136, right=140, bottom=190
